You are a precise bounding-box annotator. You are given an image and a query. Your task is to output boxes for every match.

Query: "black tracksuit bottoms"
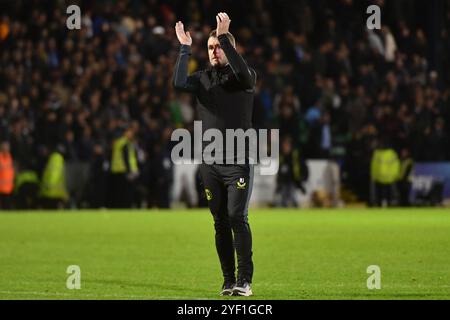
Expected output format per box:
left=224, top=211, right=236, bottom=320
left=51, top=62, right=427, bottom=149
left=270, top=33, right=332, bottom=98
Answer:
left=199, top=163, right=254, bottom=284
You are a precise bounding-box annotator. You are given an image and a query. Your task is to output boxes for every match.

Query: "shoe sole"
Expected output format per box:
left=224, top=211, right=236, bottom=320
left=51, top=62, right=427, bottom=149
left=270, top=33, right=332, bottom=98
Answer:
left=232, top=288, right=253, bottom=297
left=220, top=289, right=234, bottom=296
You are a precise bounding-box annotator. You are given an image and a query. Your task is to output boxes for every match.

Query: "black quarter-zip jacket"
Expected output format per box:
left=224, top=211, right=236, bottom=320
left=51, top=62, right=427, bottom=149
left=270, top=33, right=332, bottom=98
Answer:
left=173, top=34, right=257, bottom=163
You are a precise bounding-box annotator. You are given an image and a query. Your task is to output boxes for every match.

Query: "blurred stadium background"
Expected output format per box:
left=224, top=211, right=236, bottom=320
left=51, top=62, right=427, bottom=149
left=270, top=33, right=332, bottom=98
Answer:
left=1, top=0, right=450, bottom=210
left=1, top=0, right=450, bottom=300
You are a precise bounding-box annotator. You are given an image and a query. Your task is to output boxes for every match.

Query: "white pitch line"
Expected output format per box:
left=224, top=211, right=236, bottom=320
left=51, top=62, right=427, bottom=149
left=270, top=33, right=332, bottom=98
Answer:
left=0, top=290, right=216, bottom=300
left=0, top=290, right=150, bottom=299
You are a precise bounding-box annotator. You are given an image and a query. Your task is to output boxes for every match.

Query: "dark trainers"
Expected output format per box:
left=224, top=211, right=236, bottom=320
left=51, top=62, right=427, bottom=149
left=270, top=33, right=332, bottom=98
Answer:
left=233, top=280, right=253, bottom=296
left=220, top=281, right=236, bottom=296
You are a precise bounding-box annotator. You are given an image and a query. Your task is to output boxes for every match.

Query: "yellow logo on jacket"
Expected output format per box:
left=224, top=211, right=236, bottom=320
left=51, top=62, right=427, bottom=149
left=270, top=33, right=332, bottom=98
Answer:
left=237, top=178, right=246, bottom=189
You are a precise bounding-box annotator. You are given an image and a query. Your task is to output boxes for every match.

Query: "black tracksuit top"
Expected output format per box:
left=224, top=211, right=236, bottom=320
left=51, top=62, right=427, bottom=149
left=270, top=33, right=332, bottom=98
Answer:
left=173, top=34, right=257, bottom=138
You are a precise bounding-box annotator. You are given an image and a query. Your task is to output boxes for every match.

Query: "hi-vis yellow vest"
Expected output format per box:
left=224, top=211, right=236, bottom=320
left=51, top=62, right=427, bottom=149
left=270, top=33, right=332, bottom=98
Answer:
left=371, top=149, right=400, bottom=184
left=39, top=152, right=68, bottom=199
left=15, top=170, right=39, bottom=193
left=111, top=137, right=138, bottom=174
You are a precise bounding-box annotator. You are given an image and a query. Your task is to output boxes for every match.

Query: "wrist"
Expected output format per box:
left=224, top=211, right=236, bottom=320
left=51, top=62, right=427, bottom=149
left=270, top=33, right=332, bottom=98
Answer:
left=217, top=34, right=229, bottom=43
left=180, top=44, right=192, bottom=54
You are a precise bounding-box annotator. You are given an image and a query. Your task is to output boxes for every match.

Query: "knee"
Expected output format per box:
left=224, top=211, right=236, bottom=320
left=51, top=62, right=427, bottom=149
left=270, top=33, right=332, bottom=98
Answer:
left=228, top=211, right=249, bottom=232
left=213, top=216, right=231, bottom=232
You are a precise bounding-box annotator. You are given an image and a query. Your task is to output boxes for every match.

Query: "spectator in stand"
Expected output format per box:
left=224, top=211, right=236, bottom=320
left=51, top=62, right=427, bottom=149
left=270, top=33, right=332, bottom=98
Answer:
left=0, top=0, right=448, bottom=208
left=0, top=141, right=14, bottom=209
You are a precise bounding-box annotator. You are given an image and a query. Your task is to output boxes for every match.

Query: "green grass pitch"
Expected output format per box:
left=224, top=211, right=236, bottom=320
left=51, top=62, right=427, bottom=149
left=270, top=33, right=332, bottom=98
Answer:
left=0, top=208, right=449, bottom=300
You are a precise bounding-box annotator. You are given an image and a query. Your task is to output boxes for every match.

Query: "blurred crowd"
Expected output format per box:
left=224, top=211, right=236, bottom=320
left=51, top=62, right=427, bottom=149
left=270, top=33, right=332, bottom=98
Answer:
left=0, top=0, right=449, bottom=209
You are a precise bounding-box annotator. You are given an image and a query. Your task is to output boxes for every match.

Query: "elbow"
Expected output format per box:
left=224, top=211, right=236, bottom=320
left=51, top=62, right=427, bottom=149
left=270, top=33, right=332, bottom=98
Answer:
left=172, top=78, right=184, bottom=90
left=245, top=79, right=255, bottom=90
left=243, top=83, right=253, bottom=90
left=173, top=81, right=191, bottom=92
left=240, top=70, right=256, bottom=89
left=236, top=73, right=252, bottom=89
left=240, top=77, right=254, bottom=90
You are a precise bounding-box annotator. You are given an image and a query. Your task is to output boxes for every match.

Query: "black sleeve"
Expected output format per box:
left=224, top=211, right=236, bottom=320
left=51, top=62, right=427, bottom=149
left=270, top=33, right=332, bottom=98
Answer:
left=173, top=45, right=200, bottom=93
left=218, top=34, right=256, bottom=89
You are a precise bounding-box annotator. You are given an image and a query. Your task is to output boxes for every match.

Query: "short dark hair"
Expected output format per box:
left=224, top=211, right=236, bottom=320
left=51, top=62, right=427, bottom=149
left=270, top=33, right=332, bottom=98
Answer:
left=208, top=30, right=236, bottom=47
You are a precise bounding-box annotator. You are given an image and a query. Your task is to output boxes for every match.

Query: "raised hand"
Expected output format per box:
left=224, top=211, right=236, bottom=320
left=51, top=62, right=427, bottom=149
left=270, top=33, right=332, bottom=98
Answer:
left=216, top=12, right=231, bottom=36
left=175, top=21, right=192, bottom=46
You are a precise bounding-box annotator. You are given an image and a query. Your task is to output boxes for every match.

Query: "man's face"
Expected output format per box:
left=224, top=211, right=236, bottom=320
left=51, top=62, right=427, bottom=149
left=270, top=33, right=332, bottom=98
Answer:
left=208, top=37, right=229, bottom=67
